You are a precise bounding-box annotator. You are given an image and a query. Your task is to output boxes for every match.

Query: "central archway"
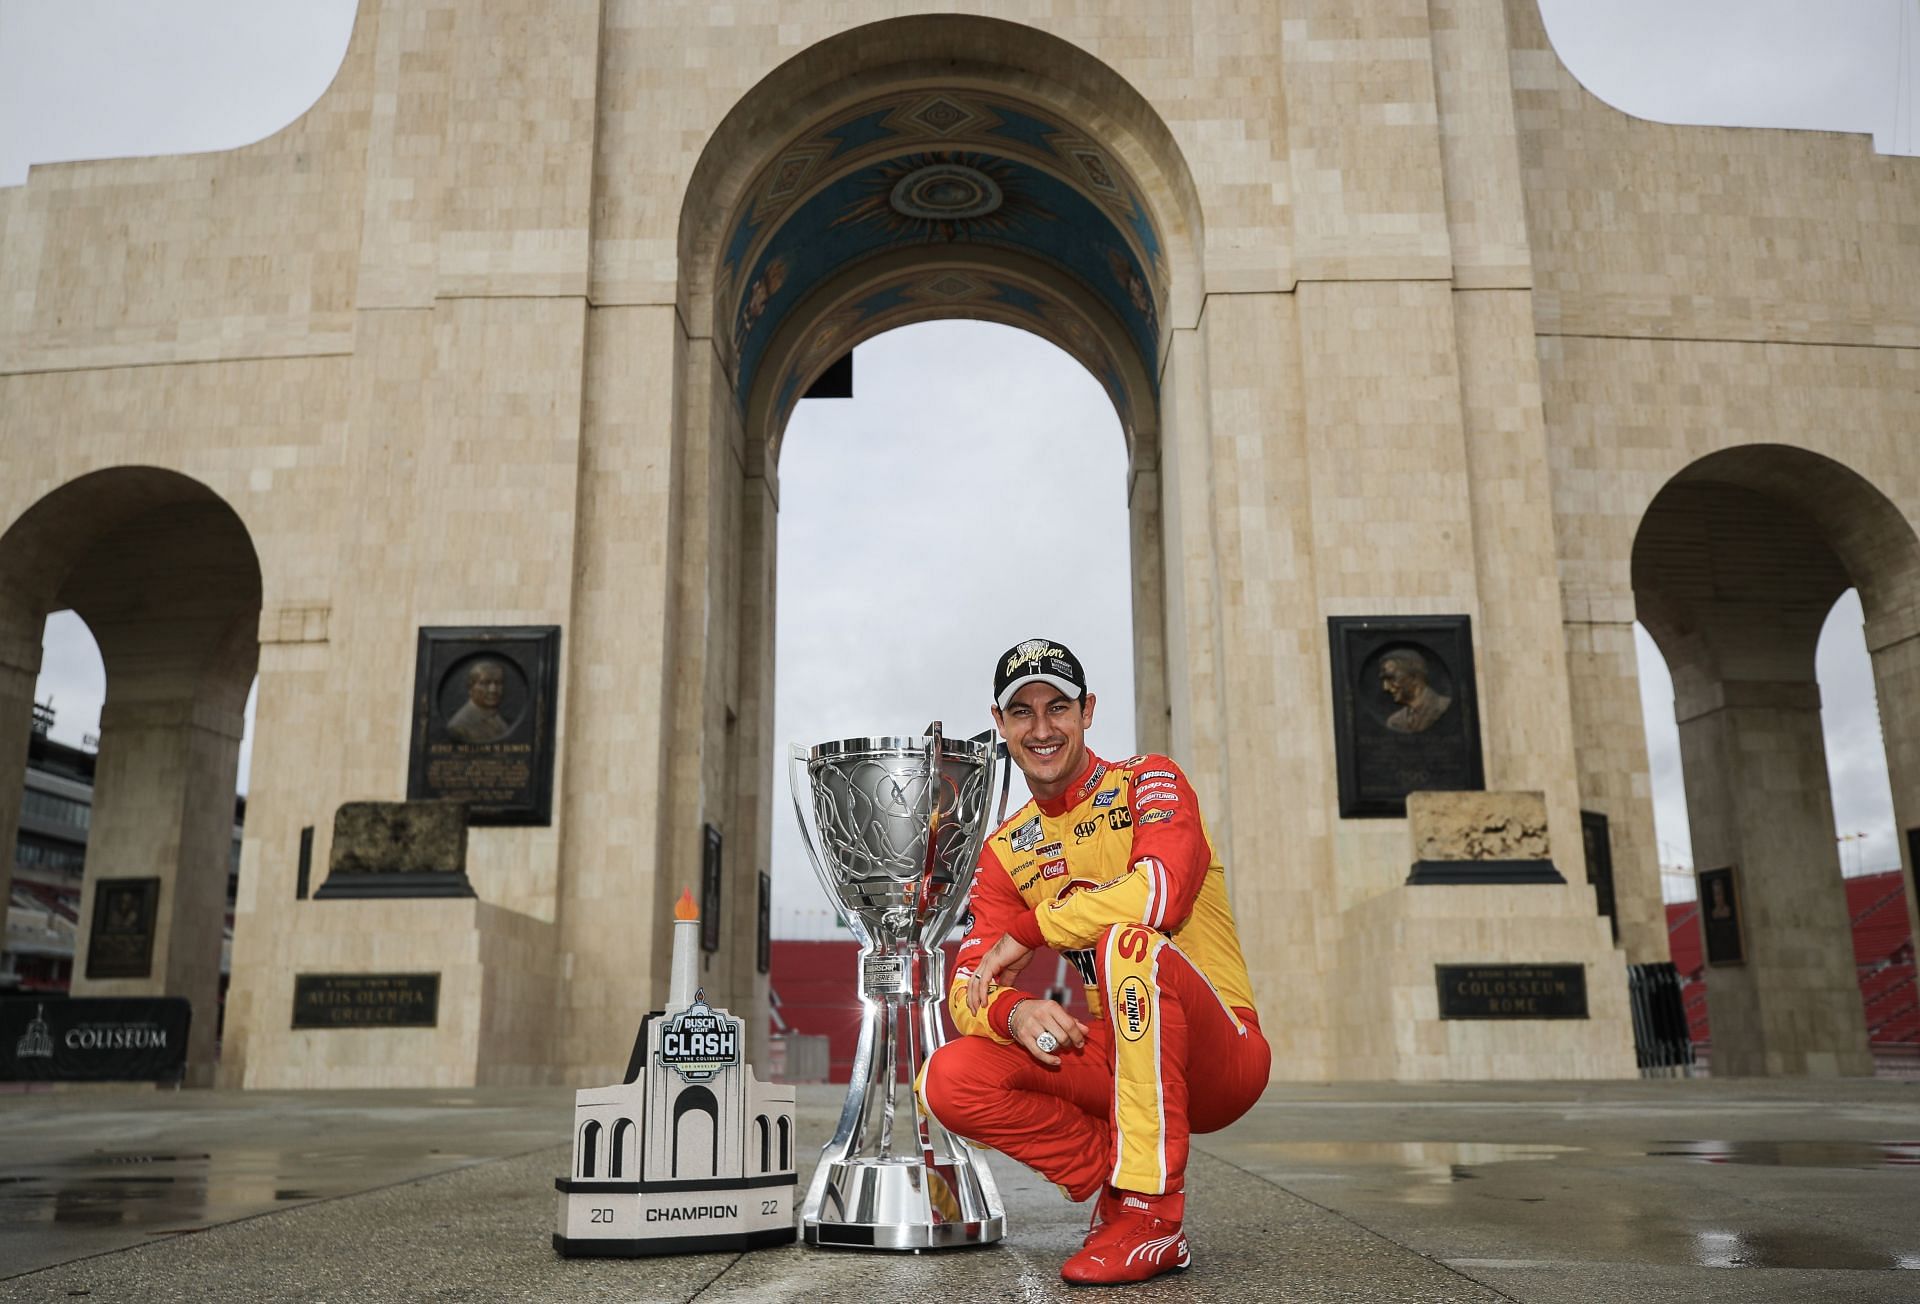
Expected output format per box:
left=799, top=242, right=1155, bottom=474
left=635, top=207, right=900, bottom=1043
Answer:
left=653, top=15, right=1206, bottom=1058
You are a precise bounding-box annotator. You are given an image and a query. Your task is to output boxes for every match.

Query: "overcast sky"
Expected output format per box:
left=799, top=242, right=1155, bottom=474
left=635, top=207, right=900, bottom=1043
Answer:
left=4, top=1, right=1912, bottom=935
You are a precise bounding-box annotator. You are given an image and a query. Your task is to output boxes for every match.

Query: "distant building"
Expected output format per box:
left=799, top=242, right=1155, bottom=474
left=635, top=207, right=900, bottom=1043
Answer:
left=2, top=704, right=241, bottom=1000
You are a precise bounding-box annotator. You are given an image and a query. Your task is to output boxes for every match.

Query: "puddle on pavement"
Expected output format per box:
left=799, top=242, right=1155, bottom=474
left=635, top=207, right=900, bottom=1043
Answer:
left=1239, top=1139, right=1920, bottom=1272
left=1692, top=1228, right=1920, bottom=1270
left=1649, top=1140, right=1920, bottom=1168
left=0, top=1146, right=471, bottom=1235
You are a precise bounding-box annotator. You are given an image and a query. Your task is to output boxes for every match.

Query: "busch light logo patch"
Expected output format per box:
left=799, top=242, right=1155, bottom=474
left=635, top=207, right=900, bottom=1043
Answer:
left=1092, top=789, right=1119, bottom=808
left=1010, top=816, right=1043, bottom=852
left=658, top=997, right=739, bottom=1082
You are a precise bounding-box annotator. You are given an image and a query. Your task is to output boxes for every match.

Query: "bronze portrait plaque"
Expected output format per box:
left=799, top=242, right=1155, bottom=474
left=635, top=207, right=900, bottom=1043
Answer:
left=406, top=626, right=560, bottom=825
left=1329, top=616, right=1484, bottom=818
left=85, top=877, right=160, bottom=980
left=1697, top=865, right=1746, bottom=966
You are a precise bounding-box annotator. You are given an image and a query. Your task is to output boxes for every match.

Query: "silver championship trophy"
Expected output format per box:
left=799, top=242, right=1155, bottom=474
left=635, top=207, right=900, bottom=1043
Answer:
left=789, top=722, right=1009, bottom=1249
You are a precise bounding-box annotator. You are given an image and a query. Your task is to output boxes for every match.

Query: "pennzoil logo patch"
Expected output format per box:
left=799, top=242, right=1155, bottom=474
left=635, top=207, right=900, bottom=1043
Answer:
left=1115, top=975, right=1153, bottom=1042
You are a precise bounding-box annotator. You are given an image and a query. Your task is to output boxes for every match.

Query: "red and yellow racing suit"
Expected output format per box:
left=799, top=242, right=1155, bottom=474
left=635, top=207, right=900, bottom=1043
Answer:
left=919, top=751, right=1268, bottom=1199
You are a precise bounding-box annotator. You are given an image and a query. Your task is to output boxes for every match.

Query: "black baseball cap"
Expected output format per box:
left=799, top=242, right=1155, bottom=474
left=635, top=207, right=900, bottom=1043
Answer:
left=993, top=638, right=1088, bottom=711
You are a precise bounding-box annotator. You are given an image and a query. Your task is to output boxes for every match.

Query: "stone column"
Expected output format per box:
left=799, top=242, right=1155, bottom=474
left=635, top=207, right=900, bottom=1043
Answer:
left=1562, top=611, right=1672, bottom=965
left=1865, top=621, right=1920, bottom=1010
left=1674, top=678, right=1872, bottom=1077
left=72, top=693, right=247, bottom=1086
left=0, top=649, right=39, bottom=963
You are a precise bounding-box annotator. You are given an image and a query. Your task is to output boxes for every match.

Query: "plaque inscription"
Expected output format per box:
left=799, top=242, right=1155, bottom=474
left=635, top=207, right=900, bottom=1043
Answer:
left=406, top=626, right=560, bottom=825
left=1436, top=964, right=1588, bottom=1020
left=85, top=877, right=161, bottom=980
left=1329, top=616, right=1484, bottom=818
left=292, top=973, right=441, bottom=1029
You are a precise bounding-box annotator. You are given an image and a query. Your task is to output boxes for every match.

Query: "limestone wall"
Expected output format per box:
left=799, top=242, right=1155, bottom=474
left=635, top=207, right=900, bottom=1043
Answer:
left=0, top=0, right=1910, bottom=1084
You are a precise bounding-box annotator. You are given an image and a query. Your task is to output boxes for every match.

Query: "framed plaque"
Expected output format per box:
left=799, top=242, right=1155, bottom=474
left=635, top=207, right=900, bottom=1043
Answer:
left=406, top=626, right=560, bottom=825
left=1328, top=616, right=1484, bottom=818
left=1436, top=964, right=1588, bottom=1019
left=1697, top=865, right=1745, bottom=966
left=292, top=973, right=441, bottom=1029
left=1581, top=811, right=1620, bottom=943
left=757, top=871, right=772, bottom=975
left=701, top=824, right=723, bottom=953
left=85, top=877, right=160, bottom=980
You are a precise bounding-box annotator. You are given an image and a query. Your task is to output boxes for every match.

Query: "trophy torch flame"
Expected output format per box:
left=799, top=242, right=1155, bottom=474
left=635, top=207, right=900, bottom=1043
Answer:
left=668, top=887, right=700, bottom=1011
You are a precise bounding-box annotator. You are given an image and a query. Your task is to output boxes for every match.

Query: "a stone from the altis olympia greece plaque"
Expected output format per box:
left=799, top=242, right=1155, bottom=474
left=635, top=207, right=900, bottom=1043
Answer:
left=553, top=890, right=797, bottom=1257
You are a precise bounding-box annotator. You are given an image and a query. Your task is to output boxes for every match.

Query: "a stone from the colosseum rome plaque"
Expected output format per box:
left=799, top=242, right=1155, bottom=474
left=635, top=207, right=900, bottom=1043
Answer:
left=1328, top=616, right=1483, bottom=818
left=1436, top=964, right=1589, bottom=1020
left=406, top=626, right=560, bottom=824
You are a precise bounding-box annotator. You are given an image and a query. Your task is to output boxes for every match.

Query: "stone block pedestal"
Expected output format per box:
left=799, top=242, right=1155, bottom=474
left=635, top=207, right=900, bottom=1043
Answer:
left=231, top=899, right=559, bottom=1089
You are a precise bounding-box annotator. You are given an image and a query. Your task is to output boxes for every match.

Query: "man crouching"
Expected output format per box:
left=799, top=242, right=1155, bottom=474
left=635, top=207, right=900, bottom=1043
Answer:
left=918, top=638, right=1270, bottom=1286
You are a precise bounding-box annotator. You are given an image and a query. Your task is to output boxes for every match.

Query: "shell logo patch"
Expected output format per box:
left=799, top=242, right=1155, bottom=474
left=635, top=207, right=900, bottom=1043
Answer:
left=1115, top=975, right=1153, bottom=1043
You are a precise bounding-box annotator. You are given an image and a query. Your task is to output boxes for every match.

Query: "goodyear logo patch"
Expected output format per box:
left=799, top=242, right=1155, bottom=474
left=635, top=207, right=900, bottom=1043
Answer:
left=1116, top=975, right=1153, bottom=1043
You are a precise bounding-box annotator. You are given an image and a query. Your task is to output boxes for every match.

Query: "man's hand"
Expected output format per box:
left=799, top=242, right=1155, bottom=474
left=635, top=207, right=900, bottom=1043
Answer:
left=964, top=933, right=1035, bottom=1013
left=1008, top=997, right=1089, bottom=1068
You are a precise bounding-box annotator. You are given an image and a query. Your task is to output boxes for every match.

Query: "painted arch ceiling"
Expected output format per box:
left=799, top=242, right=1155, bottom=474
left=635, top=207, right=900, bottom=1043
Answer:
left=720, top=90, right=1169, bottom=432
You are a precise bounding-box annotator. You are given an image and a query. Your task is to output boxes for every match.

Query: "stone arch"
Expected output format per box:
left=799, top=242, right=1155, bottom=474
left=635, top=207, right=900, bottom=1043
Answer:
left=0, top=466, right=261, bottom=1087
left=1630, top=444, right=1920, bottom=1076
left=676, top=14, right=1207, bottom=347
left=647, top=16, right=1212, bottom=1033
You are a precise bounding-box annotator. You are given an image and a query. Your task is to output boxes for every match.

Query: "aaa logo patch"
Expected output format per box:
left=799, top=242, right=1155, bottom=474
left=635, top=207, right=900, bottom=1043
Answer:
left=1115, top=974, right=1153, bottom=1043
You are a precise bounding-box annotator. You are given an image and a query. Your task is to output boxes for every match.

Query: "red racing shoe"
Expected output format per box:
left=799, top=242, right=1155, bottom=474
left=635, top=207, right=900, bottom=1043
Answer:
left=1061, top=1189, right=1190, bottom=1286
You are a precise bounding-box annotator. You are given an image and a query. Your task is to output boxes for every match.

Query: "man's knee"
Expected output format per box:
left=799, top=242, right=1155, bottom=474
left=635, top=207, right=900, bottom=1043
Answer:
left=919, top=1036, right=999, bottom=1135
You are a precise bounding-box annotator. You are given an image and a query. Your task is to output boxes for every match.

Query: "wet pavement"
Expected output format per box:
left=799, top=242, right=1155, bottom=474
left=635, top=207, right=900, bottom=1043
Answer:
left=0, top=1078, right=1914, bottom=1301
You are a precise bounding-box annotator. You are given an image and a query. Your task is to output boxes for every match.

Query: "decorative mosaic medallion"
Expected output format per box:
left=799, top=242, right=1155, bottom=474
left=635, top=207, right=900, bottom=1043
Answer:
left=888, top=163, right=1004, bottom=221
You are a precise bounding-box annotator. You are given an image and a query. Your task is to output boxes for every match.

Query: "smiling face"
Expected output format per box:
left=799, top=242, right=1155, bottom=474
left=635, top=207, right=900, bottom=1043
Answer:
left=993, top=680, right=1097, bottom=801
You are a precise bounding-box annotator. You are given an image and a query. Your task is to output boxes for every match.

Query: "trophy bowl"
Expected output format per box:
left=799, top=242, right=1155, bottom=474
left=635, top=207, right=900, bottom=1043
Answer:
left=788, top=722, right=1008, bottom=1250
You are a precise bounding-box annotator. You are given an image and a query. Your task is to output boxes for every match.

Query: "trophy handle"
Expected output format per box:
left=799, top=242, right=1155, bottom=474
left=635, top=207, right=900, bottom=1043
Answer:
left=788, top=744, right=871, bottom=947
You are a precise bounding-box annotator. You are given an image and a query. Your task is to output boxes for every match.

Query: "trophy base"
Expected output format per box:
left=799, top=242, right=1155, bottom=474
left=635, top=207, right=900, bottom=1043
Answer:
left=801, top=1156, right=1005, bottom=1251
left=804, top=1214, right=1005, bottom=1251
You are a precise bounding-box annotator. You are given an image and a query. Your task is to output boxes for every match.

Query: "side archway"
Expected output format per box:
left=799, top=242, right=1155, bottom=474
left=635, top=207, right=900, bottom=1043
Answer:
left=1631, top=444, right=1920, bottom=1076
left=0, top=467, right=261, bottom=1086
